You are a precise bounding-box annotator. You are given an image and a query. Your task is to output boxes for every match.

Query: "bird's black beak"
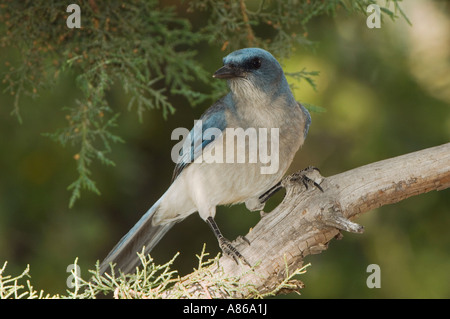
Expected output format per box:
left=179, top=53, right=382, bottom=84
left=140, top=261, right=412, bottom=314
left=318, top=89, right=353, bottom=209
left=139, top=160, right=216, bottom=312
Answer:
left=213, top=65, right=243, bottom=79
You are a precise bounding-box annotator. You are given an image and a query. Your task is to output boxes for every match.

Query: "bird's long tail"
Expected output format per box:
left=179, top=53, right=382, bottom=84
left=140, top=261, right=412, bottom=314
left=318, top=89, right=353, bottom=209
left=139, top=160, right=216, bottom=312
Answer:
left=99, top=197, right=176, bottom=276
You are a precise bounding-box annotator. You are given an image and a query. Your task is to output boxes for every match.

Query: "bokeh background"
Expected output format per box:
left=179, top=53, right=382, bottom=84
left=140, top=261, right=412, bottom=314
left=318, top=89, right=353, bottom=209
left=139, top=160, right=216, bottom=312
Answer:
left=0, top=0, right=449, bottom=298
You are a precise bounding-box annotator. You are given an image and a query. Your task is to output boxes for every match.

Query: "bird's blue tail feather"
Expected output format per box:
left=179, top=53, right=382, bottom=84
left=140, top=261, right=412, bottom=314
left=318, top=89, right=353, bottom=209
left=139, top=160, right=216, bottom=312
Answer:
left=99, top=197, right=175, bottom=275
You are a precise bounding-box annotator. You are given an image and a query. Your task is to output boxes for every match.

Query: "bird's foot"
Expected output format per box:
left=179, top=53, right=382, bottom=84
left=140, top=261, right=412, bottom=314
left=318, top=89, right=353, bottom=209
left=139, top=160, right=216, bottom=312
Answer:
left=237, top=234, right=251, bottom=246
left=206, top=216, right=251, bottom=267
left=284, top=166, right=324, bottom=192
left=218, top=236, right=251, bottom=267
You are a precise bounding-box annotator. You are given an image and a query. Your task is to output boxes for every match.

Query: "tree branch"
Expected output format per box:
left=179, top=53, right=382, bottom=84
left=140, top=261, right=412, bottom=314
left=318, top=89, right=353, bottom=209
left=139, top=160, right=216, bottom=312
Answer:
left=165, top=143, right=450, bottom=298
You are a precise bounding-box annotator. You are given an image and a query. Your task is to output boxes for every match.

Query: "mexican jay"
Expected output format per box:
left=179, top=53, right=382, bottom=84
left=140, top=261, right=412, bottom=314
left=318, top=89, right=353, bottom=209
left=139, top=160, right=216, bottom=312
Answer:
left=99, top=48, right=311, bottom=275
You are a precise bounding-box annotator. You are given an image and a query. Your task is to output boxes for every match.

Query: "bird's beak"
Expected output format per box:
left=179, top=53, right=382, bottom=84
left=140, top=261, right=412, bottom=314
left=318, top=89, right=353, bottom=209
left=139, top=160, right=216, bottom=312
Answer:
left=213, top=65, right=242, bottom=79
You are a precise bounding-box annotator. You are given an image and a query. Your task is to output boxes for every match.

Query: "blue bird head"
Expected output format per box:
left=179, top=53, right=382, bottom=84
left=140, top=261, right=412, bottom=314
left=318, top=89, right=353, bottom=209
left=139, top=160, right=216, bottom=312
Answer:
left=213, top=48, right=291, bottom=99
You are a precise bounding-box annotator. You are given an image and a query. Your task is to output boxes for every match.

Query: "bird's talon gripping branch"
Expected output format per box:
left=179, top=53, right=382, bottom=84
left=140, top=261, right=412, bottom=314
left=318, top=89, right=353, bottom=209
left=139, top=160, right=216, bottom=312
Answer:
left=258, top=166, right=323, bottom=209
left=238, top=235, right=251, bottom=246
left=207, top=216, right=251, bottom=267
left=284, top=166, right=324, bottom=192
left=219, top=237, right=251, bottom=267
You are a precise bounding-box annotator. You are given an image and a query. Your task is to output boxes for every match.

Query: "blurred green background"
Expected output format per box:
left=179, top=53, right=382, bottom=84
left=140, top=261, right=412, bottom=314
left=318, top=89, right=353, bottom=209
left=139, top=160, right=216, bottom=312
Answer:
left=0, top=0, right=449, bottom=298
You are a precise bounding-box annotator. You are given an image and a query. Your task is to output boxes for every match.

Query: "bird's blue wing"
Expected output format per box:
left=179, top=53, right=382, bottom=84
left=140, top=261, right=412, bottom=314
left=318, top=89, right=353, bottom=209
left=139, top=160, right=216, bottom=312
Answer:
left=172, top=99, right=228, bottom=182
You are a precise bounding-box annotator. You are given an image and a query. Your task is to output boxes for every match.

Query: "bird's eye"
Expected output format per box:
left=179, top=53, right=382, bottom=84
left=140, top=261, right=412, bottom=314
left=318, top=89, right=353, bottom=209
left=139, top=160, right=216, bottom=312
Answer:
left=251, top=58, right=262, bottom=69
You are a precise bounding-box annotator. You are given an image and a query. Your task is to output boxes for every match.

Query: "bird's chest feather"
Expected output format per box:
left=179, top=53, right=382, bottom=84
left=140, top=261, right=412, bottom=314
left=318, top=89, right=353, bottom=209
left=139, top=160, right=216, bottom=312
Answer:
left=230, top=97, right=305, bottom=149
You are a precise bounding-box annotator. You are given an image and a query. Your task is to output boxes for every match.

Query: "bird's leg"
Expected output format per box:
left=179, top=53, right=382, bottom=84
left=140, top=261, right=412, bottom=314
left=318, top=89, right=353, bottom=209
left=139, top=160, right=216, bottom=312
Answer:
left=206, top=217, right=251, bottom=267
left=258, top=181, right=283, bottom=204
left=256, top=182, right=283, bottom=218
left=284, top=166, right=324, bottom=192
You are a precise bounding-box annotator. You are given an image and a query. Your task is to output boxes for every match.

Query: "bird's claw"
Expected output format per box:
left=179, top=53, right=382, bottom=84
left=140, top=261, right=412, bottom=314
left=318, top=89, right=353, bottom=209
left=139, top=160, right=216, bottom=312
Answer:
left=219, top=237, right=251, bottom=267
left=285, top=166, right=324, bottom=192
left=237, top=235, right=251, bottom=246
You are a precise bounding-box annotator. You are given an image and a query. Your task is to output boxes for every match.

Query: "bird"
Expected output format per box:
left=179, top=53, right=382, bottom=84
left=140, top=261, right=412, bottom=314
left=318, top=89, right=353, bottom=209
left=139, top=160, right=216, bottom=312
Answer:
left=99, top=48, right=312, bottom=275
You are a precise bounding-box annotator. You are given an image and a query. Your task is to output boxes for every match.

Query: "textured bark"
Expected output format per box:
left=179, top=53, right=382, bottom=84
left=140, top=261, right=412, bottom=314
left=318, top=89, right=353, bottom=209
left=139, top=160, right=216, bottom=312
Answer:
left=166, top=143, right=450, bottom=298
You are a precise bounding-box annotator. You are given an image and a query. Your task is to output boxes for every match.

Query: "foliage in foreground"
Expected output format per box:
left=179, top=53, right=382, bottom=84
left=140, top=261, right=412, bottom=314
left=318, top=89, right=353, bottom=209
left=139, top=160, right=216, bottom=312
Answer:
left=0, top=245, right=309, bottom=299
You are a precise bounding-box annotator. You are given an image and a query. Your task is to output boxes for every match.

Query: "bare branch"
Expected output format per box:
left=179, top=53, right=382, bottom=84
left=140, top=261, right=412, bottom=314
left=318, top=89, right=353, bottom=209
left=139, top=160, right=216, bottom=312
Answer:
left=165, top=142, right=450, bottom=298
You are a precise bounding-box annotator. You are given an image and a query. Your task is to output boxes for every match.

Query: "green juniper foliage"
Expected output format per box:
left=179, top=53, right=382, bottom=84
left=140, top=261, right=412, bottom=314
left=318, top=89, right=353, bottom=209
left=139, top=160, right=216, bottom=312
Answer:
left=0, top=0, right=408, bottom=206
left=0, top=245, right=310, bottom=299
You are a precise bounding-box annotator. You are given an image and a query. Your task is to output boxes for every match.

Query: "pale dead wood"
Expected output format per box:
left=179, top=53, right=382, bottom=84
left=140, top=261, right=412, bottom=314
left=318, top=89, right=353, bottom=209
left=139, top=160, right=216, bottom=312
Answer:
left=166, top=142, right=450, bottom=298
